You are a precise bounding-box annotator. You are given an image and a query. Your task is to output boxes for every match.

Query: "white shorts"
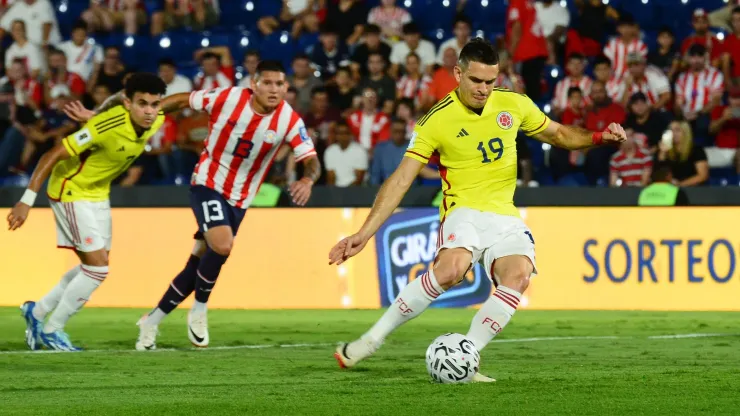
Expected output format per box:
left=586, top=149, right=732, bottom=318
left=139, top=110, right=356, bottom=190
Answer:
left=50, top=200, right=112, bottom=252
left=437, top=207, right=537, bottom=283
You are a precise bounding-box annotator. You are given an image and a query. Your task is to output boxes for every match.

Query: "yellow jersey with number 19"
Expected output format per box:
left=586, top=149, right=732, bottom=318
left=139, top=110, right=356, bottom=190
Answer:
left=47, top=105, right=165, bottom=203
left=405, top=89, right=550, bottom=221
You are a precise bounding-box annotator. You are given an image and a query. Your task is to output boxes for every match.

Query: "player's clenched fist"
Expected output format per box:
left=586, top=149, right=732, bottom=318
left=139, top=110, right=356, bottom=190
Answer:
left=328, top=233, right=369, bottom=265
left=7, top=202, right=30, bottom=231
left=602, top=123, right=627, bottom=144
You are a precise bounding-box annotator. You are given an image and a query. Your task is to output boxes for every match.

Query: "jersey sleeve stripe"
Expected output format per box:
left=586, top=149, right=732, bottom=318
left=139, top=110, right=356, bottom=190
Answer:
left=94, top=113, right=125, bottom=129
left=62, top=137, right=77, bottom=156
left=417, top=100, right=454, bottom=127
left=522, top=117, right=549, bottom=135
left=98, top=121, right=127, bottom=134
left=417, top=95, right=452, bottom=126
left=294, top=150, right=317, bottom=163
left=405, top=150, right=429, bottom=161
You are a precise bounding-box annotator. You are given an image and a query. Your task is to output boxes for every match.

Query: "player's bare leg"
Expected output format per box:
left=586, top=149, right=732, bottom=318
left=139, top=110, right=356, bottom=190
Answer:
left=187, top=225, right=234, bottom=347
left=335, top=248, right=468, bottom=369
left=41, top=249, right=110, bottom=351
left=137, top=240, right=207, bottom=351
left=464, top=255, right=532, bottom=382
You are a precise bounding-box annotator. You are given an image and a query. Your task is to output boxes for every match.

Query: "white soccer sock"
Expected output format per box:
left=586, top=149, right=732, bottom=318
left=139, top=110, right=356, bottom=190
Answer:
left=144, top=308, right=167, bottom=325
left=191, top=300, right=207, bottom=314
left=44, top=265, right=108, bottom=333
left=466, top=285, right=521, bottom=351
left=33, top=265, right=81, bottom=320
left=364, top=270, right=445, bottom=345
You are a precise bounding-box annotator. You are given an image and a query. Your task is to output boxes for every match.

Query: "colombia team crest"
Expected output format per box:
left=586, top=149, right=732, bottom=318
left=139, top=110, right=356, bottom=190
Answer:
left=497, top=111, right=514, bottom=130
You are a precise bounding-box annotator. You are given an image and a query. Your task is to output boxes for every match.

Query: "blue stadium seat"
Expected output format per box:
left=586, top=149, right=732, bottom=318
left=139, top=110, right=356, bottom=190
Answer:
left=153, top=32, right=199, bottom=64
left=221, top=0, right=262, bottom=31
left=230, top=31, right=261, bottom=60
left=557, top=173, right=589, bottom=187
left=464, top=0, right=507, bottom=33
left=296, top=32, right=320, bottom=54
left=55, top=0, right=89, bottom=38
left=618, top=0, right=659, bottom=31
left=415, top=0, right=459, bottom=32
left=426, top=29, right=449, bottom=48
left=258, top=31, right=296, bottom=70
left=256, top=0, right=283, bottom=18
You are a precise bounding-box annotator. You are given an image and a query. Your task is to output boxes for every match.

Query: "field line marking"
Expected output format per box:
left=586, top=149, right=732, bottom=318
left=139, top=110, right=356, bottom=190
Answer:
left=0, top=333, right=737, bottom=355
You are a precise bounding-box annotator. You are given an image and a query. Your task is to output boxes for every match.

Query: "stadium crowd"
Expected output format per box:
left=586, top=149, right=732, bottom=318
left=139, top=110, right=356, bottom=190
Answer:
left=0, top=0, right=739, bottom=188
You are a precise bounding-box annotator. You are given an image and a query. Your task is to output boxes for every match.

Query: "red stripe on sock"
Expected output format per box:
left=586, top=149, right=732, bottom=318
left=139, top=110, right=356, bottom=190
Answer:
left=420, top=273, right=439, bottom=299
left=496, top=290, right=520, bottom=305
left=493, top=292, right=518, bottom=310
left=83, top=271, right=105, bottom=281
left=423, top=272, right=440, bottom=297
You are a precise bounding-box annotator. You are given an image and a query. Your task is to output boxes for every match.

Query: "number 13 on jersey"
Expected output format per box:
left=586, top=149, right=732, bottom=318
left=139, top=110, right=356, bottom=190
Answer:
left=477, top=138, right=503, bottom=163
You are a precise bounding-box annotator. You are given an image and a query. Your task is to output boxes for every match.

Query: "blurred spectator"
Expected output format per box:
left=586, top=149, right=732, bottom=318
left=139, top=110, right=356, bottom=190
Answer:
left=137, top=115, right=177, bottom=183
left=285, top=86, right=298, bottom=109
left=551, top=53, right=591, bottom=116
left=159, top=58, right=193, bottom=97
left=436, top=15, right=472, bottom=65
left=325, top=0, right=366, bottom=47
left=82, top=0, right=147, bottom=36
left=396, top=52, right=431, bottom=107
left=367, top=0, right=411, bottom=42
left=289, top=53, right=323, bottom=114
left=151, top=0, right=219, bottom=36
left=390, top=23, right=436, bottom=77
left=91, top=83, right=112, bottom=106
left=655, top=120, right=708, bottom=186
left=289, top=125, right=328, bottom=184
left=550, top=87, right=586, bottom=181
left=609, top=129, right=652, bottom=187
left=347, top=87, right=390, bottom=151
left=709, top=0, right=740, bottom=32
left=287, top=0, right=321, bottom=39
left=359, top=52, right=396, bottom=113
left=303, top=86, right=340, bottom=142
left=5, top=20, right=43, bottom=80
left=638, top=162, right=690, bottom=206
left=584, top=80, right=626, bottom=183
left=620, top=52, right=671, bottom=110
left=603, top=14, right=647, bottom=80
left=507, top=0, right=548, bottom=101
left=45, top=49, right=86, bottom=106
left=675, top=44, right=724, bottom=140
left=370, top=118, right=408, bottom=185
left=494, top=50, right=525, bottom=94
left=424, top=47, right=458, bottom=109
left=23, top=88, right=77, bottom=170
left=238, top=50, right=260, bottom=89
left=324, top=120, right=368, bottom=187
left=561, top=87, right=586, bottom=126
left=57, top=20, right=103, bottom=83
left=0, top=0, right=60, bottom=46
left=647, top=27, right=680, bottom=82
left=516, top=134, right=535, bottom=187
left=624, top=92, right=671, bottom=153
left=721, top=7, right=740, bottom=88
left=681, top=9, right=723, bottom=67
left=89, top=46, right=128, bottom=94
left=566, top=0, right=619, bottom=58
left=327, top=66, right=358, bottom=117
left=7, top=58, right=41, bottom=112
left=350, top=24, right=391, bottom=80
left=593, top=55, right=625, bottom=103
left=174, top=109, right=208, bottom=178
left=193, top=46, right=234, bottom=90
left=394, top=97, right=416, bottom=137
left=535, top=0, right=569, bottom=64
left=706, top=87, right=740, bottom=169
left=310, top=24, right=350, bottom=81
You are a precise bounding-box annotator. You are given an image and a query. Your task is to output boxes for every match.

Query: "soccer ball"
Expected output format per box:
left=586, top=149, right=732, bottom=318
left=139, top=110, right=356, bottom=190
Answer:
left=425, top=333, right=480, bottom=384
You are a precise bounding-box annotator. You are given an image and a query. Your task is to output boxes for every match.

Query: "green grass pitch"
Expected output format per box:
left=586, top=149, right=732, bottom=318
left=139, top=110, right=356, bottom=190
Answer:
left=1, top=308, right=739, bottom=415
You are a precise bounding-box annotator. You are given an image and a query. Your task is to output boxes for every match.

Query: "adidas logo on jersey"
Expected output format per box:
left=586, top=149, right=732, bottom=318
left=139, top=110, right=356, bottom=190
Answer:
left=117, top=146, right=125, bottom=152
left=456, top=128, right=469, bottom=138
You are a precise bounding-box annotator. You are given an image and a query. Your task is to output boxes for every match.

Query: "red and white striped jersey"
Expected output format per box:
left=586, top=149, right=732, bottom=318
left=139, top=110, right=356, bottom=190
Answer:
left=551, top=76, right=593, bottom=111
left=396, top=74, right=431, bottom=104
left=188, top=87, right=317, bottom=208
left=605, top=76, right=626, bottom=103
left=194, top=66, right=235, bottom=91
left=47, top=71, right=86, bottom=97
left=675, top=67, right=725, bottom=113
left=623, top=65, right=671, bottom=107
left=367, top=6, right=411, bottom=39
left=610, top=147, right=652, bottom=187
left=495, top=72, right=525, bottom=92
left=603, top=37, right=648, bottom=79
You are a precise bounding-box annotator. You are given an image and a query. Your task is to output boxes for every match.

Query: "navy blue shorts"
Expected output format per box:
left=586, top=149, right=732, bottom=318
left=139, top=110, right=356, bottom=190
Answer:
left=189, top=185, right=246, bottom=240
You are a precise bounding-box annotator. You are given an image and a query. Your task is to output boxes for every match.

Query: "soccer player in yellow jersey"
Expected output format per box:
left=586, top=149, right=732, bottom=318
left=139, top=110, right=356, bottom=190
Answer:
left=330, top=39, right=626, bottom=380
left=6, top=73, right=167, bottom=351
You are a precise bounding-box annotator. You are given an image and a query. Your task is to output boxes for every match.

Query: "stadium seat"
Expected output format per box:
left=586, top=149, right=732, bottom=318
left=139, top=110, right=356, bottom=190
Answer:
left=415, top=0, right=459, bottom=32
left=55, top=0, right=89, bottom=38
left=230, top=31, right=261, bottom=60
left=296, top=32, right=320, bottom=55
left=426, top=29, right=449, bottom=48
left=220, top=0, right=262, bottom=31
left=258, top=31, right=296, bottom=70
left=557, top=173, right=589, bottom=187
left=618, top=0, right=659, bottom=31
left=153, top=32, right=199, bottom=64
left=464, top=0, right=508, bottom=33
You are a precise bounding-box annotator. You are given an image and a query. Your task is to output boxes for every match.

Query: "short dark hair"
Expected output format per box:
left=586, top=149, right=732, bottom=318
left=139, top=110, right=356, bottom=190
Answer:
left=72, top=19, right=88, bottom=33
left=453, top=15, right=472, bottom=29
left=49, top=48, right=66, bottom=58
left=201, top=52, right=221, bottom=63
left=335, top=119, right=349, bottom=129
left=593, top=55, right=612, bottom=68
left=397, top=97, right=416, bottom=113
left=391, top=117, right=407, bottom=126
left=255, top=60, right=285, bottom=77
left=402, top=22, right=420, bottom=35
left=11, top=19, right=25, bottom=30
left=658, top=26, right=674, bottom=36
left=458, top=38, right=499, bottom=68
left=158, top=57, right=176, bottom=68
left=567, top=87, right=583, bottom=98
left=287, top=86, right=297, bottom=94
left=652, top=162, right=673, bottom=182
left=105, top=45, right=121, bottom=54
left=244, top=49, right=260, bottom=59
left=406, top=52, right=420, bottom=62
left=365, top=24, right=381, bottom=34
left=124, top=72, right=167, bottom=99
left=293, top=53, right=310, bottom=63
left=732, top=6, right=740, bottom=15
left=687, top=43, right=707, bottom=56
left=368, top=51, right=386, bottom=62
left=336, top=66, right=351, bottom=76
left=320, top=23, right=338, bottom=35
left=311, top=86, right=328, bottom=97
left=567, top=53, right=585, bottom=62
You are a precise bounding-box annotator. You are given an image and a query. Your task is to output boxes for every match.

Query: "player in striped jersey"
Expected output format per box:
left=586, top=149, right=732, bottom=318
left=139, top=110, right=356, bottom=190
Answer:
left=329, top=38, right=626, bottom=381
left=66, top=61, right=320, bottom=349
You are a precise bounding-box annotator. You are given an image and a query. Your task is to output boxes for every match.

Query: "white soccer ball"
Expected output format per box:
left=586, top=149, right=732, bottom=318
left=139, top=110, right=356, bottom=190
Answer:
left=425, top=333, right=480, bottom=384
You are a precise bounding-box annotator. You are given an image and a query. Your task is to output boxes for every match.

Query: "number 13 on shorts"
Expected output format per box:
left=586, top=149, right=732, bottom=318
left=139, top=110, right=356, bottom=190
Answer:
left=202, top=200, right=225, bottom=225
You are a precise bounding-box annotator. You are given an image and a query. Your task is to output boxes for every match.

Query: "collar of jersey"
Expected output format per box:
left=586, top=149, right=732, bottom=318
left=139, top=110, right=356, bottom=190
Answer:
left=452, top=89, right=490, bottom=117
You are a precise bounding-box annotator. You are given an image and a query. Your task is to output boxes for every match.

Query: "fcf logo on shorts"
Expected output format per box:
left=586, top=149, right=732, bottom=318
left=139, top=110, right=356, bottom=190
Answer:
left=496, top=112, right=513, bottom=130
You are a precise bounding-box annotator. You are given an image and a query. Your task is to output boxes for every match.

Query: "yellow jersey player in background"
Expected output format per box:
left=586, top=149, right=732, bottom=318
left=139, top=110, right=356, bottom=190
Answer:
left=329, top=38, right=626, bottom=381
left=7, top=73, right=167, bottom=351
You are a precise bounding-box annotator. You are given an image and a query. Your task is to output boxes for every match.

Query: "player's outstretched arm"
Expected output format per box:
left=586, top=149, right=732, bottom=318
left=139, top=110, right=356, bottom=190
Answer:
left=64, top=91, right=194, bottom=123
left=289, top=155, right=321, bottom=206
left=328, top=156, right=424, bottom=265
left=534, top=120, right=627, bottom=150
left=7, top=144, right=71, bottom=230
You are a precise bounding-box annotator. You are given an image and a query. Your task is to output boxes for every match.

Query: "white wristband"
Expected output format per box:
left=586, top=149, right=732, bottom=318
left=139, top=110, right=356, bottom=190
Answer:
left=20, top=189, right=37, bottom=207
